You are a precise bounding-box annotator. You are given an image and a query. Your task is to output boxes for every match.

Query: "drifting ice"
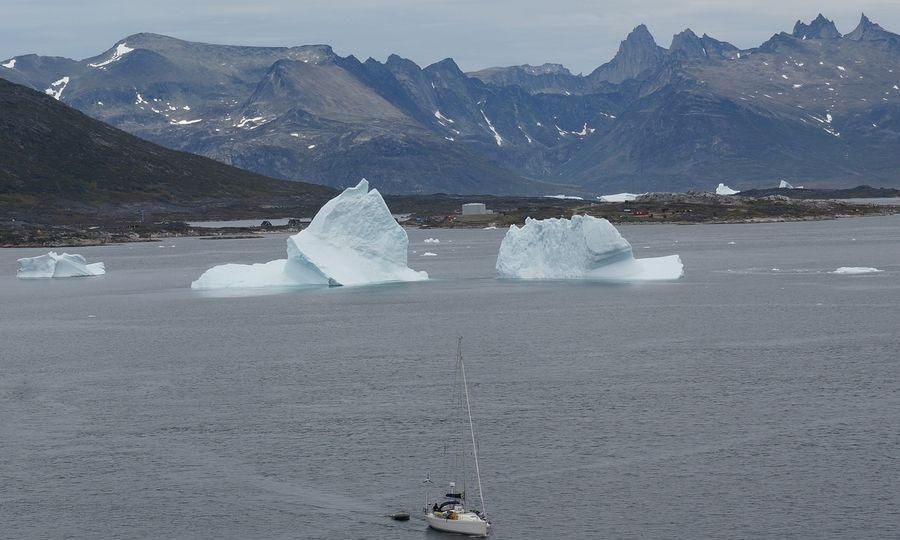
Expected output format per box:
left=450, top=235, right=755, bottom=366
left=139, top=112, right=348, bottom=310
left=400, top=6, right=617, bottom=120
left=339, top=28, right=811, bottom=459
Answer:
left=831, top=267, right=882, bottom=274
left=716, top=183, right=740, bottom=195
left=597, top=192, right=641, bottom=202
left=495, top=215, right=683, bottom=281
left=544, top=194, right=584, bottom=200
left=17, top=252, right=106, bottom=279
left=191, top=179, right=428, bottom=289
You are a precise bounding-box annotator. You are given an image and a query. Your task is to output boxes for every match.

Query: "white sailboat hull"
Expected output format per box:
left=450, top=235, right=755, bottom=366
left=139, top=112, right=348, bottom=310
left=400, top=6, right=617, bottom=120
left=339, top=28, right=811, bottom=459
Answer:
left=425, top=512, right=489, bottom=537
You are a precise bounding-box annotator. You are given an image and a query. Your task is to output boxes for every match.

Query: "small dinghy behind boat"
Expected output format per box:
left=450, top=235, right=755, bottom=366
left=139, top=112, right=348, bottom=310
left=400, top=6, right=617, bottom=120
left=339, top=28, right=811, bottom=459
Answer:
left=423, top=338, right=491, bottom=537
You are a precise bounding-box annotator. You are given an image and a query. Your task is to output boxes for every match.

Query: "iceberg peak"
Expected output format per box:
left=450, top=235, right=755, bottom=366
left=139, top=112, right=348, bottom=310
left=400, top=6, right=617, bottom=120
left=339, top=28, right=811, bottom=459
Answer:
left=192, top=178, right=427, bottom=289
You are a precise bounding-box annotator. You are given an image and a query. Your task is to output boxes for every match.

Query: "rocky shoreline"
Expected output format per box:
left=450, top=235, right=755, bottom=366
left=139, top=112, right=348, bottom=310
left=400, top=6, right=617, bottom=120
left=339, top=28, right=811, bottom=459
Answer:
left=2, top=193, right=896, bottom=248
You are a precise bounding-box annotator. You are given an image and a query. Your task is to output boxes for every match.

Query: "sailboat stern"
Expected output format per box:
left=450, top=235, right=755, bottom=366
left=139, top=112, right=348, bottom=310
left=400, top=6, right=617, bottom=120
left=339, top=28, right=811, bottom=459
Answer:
left=425, top=511, right=489, bottom=537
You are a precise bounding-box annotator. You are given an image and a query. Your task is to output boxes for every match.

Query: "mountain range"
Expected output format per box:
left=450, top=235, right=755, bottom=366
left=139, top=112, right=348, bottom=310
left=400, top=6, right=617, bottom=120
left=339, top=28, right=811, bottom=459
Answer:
left=3, top=13, right=900, bottom=195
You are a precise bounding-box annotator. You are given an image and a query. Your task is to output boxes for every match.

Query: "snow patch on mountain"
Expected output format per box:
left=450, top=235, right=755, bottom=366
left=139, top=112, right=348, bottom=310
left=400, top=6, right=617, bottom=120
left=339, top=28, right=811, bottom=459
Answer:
left=434, top=110, right=455, bottom=124
left=481, top=110, right=503, bottom=146
left=1, top=58, right=15, bottom=69
left=44, top=77, right=69, bottom=100
left=89, top=43, right=134, bottom=68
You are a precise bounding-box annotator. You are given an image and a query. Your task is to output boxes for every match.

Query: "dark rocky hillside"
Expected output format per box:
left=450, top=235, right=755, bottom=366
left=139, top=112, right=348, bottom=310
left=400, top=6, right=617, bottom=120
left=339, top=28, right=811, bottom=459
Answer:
left=0, top=78, right=334, bottom=220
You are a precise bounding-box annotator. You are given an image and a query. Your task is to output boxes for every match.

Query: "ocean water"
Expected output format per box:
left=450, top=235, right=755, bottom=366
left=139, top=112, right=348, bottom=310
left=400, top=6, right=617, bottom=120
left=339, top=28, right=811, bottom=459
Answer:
left=1, top=216, right=898, bottom=539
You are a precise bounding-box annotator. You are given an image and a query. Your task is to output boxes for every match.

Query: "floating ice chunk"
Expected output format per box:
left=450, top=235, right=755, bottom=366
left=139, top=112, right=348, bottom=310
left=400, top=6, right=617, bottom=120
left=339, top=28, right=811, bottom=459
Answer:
left=483, top=226, right=497, bottom=230
left=423, top=238, right=440, bottom=244
left=1, top=58, right=15, bottom=69
left=831, top=267, right=882, bottom=274
left=495, top=215, right=683, bottom=281
left=715, top=183, right=740, bottom=195
left=192, top=179, right=428, bottom=289
left=17, top=252, right=105, bottom=279
left=727, top=241, right=736, bottom=245
left=598, top=192, right=641, bottom=202
left=544, top=194, right=584, bottom=200
left=422, top=252, right=438, bottom=257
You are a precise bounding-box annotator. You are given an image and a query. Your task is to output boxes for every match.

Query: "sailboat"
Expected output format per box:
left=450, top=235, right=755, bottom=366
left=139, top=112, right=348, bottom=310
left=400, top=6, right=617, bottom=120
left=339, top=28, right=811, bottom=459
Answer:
left=424, top=338, right=491, bottom=537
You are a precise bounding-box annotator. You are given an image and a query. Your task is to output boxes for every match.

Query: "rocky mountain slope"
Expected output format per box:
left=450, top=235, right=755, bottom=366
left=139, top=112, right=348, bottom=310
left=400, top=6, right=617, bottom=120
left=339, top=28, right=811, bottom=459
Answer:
left=0, top=78, right=333, bottom=220
left=3, top=13, right=900, bottom=194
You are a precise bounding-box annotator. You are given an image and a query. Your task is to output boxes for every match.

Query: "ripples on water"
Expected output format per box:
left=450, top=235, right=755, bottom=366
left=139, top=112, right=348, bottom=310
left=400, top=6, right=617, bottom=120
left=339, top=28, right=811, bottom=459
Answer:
left=1, top=216, right=898, bottom=539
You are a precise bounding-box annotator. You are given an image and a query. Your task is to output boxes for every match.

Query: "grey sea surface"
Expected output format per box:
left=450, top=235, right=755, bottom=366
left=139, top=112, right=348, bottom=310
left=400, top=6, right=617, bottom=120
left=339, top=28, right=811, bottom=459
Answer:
left=2, top=216, right=899, bottom=539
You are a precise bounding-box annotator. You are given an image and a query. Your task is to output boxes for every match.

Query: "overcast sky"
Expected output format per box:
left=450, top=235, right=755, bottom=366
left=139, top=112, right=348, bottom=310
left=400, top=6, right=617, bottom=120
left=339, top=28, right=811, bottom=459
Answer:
left=2, top=1, right=899, bottom=74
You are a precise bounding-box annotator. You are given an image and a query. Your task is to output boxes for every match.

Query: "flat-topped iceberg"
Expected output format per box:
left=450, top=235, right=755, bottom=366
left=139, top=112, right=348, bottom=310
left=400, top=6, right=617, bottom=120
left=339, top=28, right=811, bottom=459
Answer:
left=715, top=183, right=740, bottom=195
left=17, top=252, right=106, bottom=279
left=495, top=215, right=683, bottom=281
left=597, top=192, right=641, bottom=202
left=831, top=267, right=882, bottom=274
left=191, top=179, right=427, bottom=289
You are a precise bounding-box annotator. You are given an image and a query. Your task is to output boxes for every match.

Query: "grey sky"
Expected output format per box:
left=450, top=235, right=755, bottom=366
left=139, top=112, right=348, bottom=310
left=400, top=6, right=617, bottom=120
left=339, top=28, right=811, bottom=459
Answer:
left=2, top=1, right=899, bottom=74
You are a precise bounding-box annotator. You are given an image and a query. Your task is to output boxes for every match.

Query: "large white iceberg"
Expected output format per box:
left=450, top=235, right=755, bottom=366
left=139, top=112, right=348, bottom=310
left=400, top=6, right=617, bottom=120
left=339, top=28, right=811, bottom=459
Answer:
left=17, top=252, right=106, bottom=279
left=715, top=183, right=740, bottom=195
left=191, top=179, right=428, bottom=289
left=495, top=215, right=683, bottom=281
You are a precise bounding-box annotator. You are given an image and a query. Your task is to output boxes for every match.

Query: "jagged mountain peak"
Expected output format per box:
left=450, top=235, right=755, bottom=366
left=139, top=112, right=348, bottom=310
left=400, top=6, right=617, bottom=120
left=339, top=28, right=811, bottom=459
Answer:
left=384, top=53, right=421, bottom=72
left=424, top=57, right=465, bottom=77
left=626, top=24, right=656, bottom=44
left=792, top=14, right=841, bottom=39
left=845, top=13, right=899, bottom=41
left=589, top=23, right=667, bottom=83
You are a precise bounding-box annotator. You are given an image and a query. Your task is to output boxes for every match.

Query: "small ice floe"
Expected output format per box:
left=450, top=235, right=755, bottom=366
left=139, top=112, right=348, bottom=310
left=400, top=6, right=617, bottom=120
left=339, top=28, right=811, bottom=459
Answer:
left=727, top=241, right=736, bottom=245
left=423, top=238, right=440, bottom=244
left=544, top=194, right=584, bottom=200
left=422, top=252, right=438, bottom=257
left=483, top=226, right=497, bottom=230
left=831, top=267, right=882, bottom=274
left=17, top=252, right=105, bottom=279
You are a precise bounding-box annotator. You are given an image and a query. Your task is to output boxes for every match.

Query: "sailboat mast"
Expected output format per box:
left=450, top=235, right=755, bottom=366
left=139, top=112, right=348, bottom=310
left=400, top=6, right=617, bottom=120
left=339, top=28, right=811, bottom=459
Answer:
left=458, top=337, right=487, bottom=518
